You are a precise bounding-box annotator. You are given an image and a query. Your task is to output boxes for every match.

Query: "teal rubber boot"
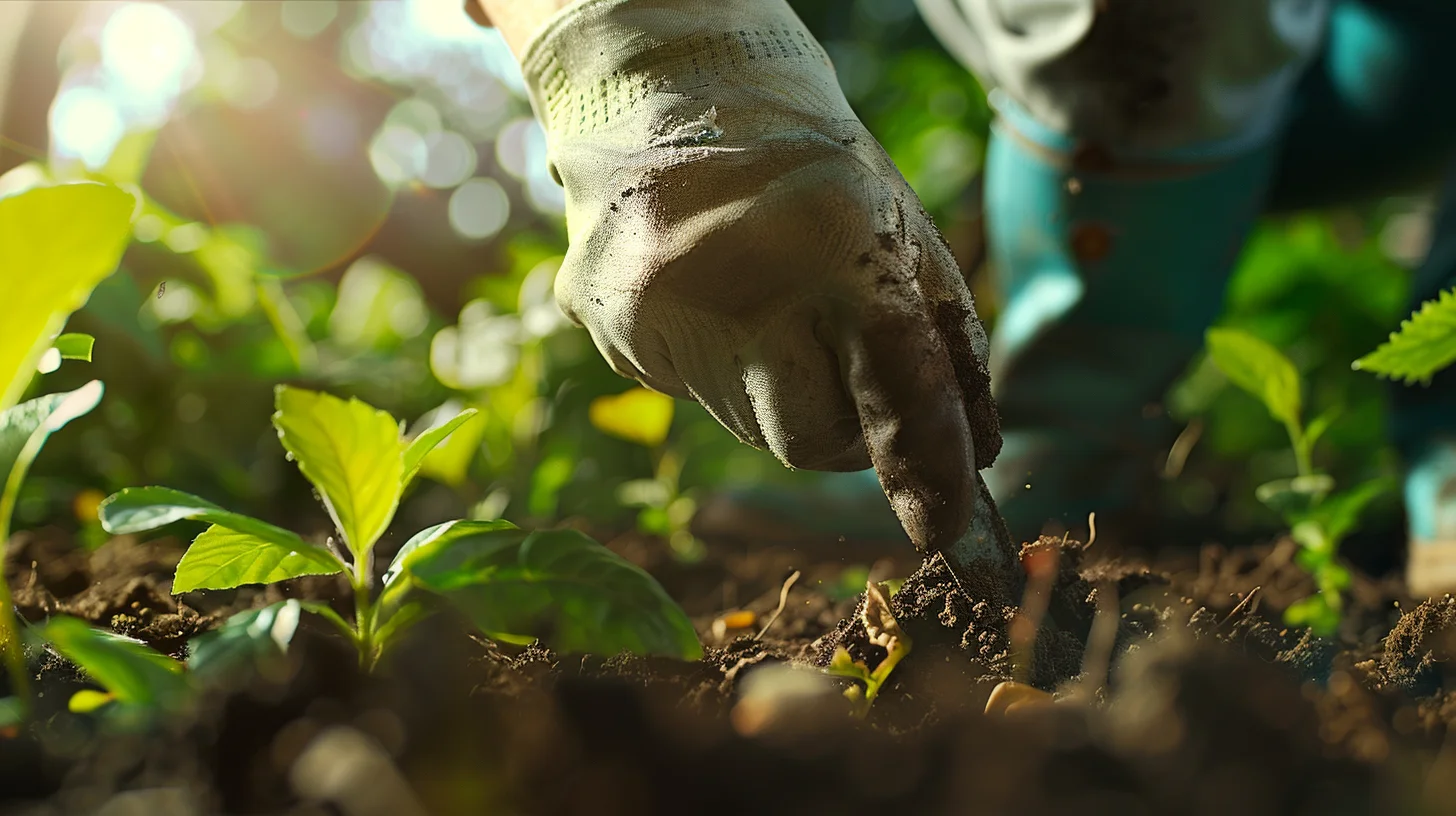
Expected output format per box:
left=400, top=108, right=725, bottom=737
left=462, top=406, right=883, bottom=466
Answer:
left=981, top=95, right=1281, bottom=541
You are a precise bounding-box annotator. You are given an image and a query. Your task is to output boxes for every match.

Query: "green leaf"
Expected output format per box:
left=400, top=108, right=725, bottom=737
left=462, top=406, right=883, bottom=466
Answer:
left=1, top=383, right=104, bottom=499
left=99, top=486, right=311, bottom=550
left=1355, top=288, right=1456, bottom=384
left=377, top=518, right=517, bottom=612
left=0, top=696, right=21, bottom=729
left=403, top=408, right=479, bottom=488
left=1, top=383, right=105, bottom=541
left=272, top=386, right=403, bottom=559
left=68, top=689, right=115, bottom=714
left=187, top=600, right=302, bottom=683
left=0, top=183, right=134, bottom=411
left=1284, top=595, right=1340, bottom=636
left=1255, top=474, right=1334, bottom=518
left=41, top=616, right=189, bottom=708
left=1301, top=478, right=1394, bottom=548
left=1303, top=407, right=1340, bottom=453
left=371, top=601, right=434, bottom=659
left=589, top=388, right=675, bottom=447
left=1206, top=328, right=1303, bottom=429
left=174, top=525, right=344, bottom=593
left=402, top=521, right=702, bottom=660
left=53, top=333, right=95, bottom=362
left=300, top=601, right=357, bottom=643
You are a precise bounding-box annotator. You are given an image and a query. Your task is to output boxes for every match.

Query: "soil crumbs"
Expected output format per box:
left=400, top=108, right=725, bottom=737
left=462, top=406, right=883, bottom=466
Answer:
left=2, top=526, right=1456, bottom=816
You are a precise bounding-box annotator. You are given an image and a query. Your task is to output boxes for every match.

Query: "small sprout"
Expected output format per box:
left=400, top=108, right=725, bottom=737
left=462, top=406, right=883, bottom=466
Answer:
left=824, top=582, right=913, bottom=717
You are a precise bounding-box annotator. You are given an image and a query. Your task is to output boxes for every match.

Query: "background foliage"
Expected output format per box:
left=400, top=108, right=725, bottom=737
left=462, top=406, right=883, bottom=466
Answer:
left=0, top=0, right=1432, bottom=555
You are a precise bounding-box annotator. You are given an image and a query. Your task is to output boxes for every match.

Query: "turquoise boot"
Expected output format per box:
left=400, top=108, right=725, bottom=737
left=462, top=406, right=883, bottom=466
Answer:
left=980, top=96, right=1281, bottom=540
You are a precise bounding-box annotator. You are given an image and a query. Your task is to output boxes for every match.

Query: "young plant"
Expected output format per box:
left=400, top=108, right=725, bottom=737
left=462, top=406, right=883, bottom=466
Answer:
left=0, top=182, right=135, bottom=723
left=1205, top=328, right=1389, bottom=634
left=1354, top=287, right=1456, bottom=384
left=825, top=581, right=912, bottom=717
left=590, top=386, right=706, bottom=561
left=100, top=386, right=703, bottom=669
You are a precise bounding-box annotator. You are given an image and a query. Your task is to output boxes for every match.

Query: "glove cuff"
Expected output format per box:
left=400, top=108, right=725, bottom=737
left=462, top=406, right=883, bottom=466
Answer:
left=520, top=0, right=840, bottom=141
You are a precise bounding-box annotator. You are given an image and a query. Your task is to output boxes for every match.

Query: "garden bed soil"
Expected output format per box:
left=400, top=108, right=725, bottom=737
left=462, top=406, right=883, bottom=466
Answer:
left=2, top=520, right=1456, bottom=815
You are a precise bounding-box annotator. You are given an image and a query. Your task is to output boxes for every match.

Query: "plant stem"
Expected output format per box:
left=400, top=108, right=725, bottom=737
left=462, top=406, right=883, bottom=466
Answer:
left=0, top=430, right=50, bottom=714
left=353, top=574, right=374, bottom=670
left=1285, top=420, right=1313, bottom=478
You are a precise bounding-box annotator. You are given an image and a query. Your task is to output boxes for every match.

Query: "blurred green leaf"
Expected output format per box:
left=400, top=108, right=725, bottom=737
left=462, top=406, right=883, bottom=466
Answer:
left=1354, top=287, right=1456, bottom=384
left=41, top=616, right=189, bottom=709
left=187, top=600, right=302, bottom=683
left=1300, top=478, right=1394, bottom=548
left=589, top=388, right=674, bottom=448
left=403, top=408, right=479, bottom=488
left=0, top=696, right=20, bottom=728
left=401, top=521, right=702, bottom=660
left=1284, top=595, right=1340, bottom=636
left=67, top=689, right=116, bottom=714
left=174, top=525, right=344, bottom=593
left=1206, top=328, right=1303, bottom=429
left=1255, top=474, right=1334, bottom=518
left=0, top=183, right=133, bottom=410
left=273, top=386, right=403, bottom=559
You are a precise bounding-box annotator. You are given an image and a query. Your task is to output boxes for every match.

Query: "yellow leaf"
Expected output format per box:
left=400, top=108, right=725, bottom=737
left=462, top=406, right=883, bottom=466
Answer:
left=589, top=388, right=674, bottom=448
left=0, top=184, right=134, bottom=410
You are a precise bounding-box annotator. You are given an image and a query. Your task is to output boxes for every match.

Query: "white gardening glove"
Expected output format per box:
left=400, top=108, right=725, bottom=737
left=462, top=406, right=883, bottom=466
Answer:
left=917, top=0, right=1329, bottom=152
left=521, top=0, right=1002, bottom=553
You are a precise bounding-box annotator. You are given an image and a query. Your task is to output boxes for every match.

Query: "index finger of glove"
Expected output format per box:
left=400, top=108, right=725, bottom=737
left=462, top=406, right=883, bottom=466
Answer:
left=830, top=300, right=978, bottom=553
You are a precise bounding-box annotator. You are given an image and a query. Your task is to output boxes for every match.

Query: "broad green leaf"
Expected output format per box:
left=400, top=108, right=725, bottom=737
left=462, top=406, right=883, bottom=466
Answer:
left=1206, top=328, right=1303, bottom=429
left=41, top=616, right=189, bottom=708
left=403, top=521, right=702, bottom=660
left=53, top=333, right=95, bottom=362
left=273, top=387, right=403, bottom=559
left=1, top=383, right=105, bottom=537
left=1, top=384, right=104, bottom=495
left=0, top=184, right=134, bottom=410
left=174, top=525, right=344, bottom=593
left=377, top=518, right=517, bottom=611
left=1355, top=288, right=1456, bottom=384
left=1284, top=595, right=1339, bottom=636
left=188, top=600, right=302, bottom=683
left=403, top=408, right=479, bottom=487
left=589, top=388, right=675, bottom=447
left=99, top=486, right=309, bottom=550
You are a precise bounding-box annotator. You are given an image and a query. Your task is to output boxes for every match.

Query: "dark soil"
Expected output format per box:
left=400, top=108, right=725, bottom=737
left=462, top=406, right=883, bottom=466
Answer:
left=3, top=520, right=1456, bottom=815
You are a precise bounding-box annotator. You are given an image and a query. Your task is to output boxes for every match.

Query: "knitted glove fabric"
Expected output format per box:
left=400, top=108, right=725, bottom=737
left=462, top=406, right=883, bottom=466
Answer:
left=522, top=0, right=1001, bottom=551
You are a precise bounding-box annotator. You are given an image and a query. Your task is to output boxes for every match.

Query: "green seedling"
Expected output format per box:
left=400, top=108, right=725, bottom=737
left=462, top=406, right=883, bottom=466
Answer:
left=0, top=182, right=134, bottom=722
left=1206, top=328, right=1389, bottom=635
left=100, top=386, right=702, bottom=669
left=825, top=581, right=912, bottom=717
left=590, top=386, right=707, bottom=561
left=1354, top=287, right=1456, bottom=384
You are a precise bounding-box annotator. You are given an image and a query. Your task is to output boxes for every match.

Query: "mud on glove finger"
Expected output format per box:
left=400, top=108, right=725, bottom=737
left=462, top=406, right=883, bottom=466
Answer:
left=832, top=297, right=978, bottom=554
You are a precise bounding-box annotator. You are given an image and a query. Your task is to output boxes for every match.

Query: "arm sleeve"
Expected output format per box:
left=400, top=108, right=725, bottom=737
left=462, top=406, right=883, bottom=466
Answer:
left=917, top=0, right=1331, bottom=154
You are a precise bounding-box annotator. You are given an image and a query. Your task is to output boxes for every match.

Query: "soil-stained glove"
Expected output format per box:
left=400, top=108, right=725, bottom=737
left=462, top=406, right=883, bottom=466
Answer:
left=521, top=0, right=1001, bottom=553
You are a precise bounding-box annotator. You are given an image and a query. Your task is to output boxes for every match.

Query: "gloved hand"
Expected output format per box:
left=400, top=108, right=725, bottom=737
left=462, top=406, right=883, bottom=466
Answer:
left=521, top=0, right=1001, bottom=553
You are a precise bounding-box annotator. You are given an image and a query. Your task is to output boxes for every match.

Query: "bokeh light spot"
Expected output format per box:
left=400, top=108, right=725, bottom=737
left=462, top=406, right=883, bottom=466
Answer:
left=50, top=87, right=125, bottom=169
left=448, top=177, right=510, bottom=240
left=281, top=0, right=340, bottom=39
left=421, top=131, right=478, bottom=189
